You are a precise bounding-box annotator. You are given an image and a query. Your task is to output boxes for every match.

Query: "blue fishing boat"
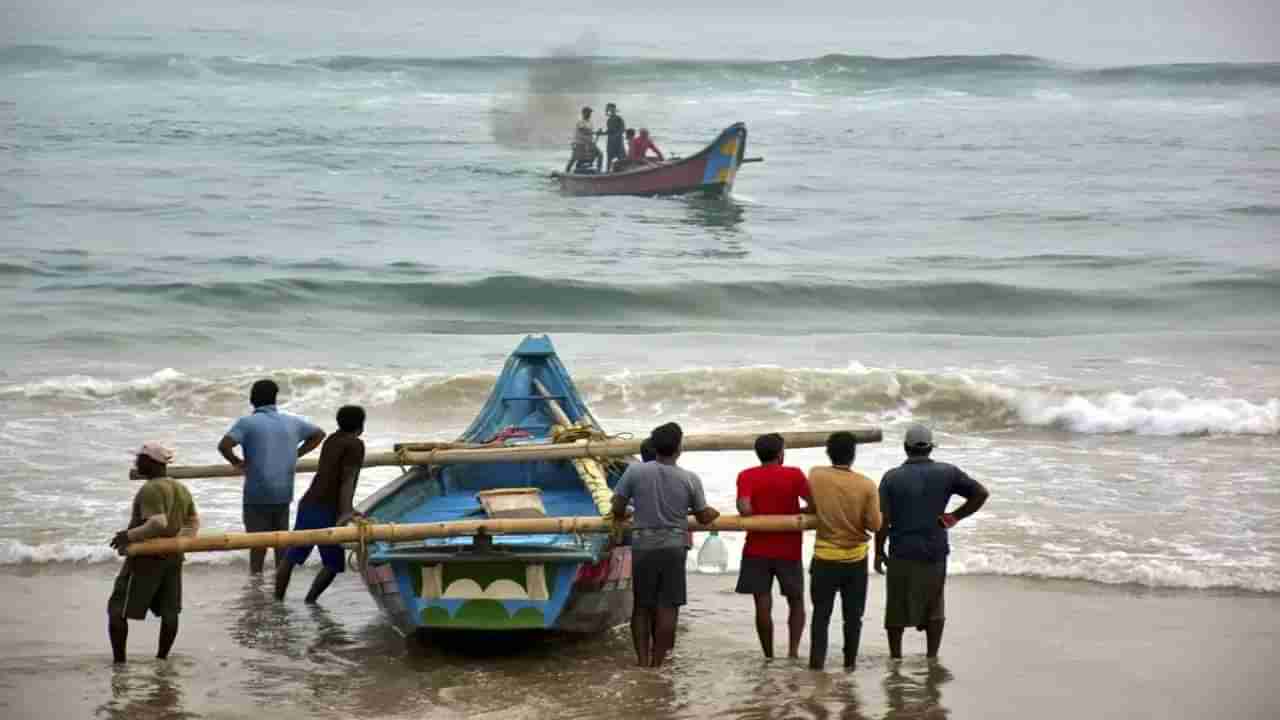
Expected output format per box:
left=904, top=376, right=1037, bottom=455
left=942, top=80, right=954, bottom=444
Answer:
left=356, top=336, right=632, bottom=636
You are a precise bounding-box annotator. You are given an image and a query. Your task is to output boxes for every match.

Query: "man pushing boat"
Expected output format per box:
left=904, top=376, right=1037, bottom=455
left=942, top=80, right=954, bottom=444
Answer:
left=611, top=422, right=720, bottom=668
left=107, top=443, right=199, bottom=663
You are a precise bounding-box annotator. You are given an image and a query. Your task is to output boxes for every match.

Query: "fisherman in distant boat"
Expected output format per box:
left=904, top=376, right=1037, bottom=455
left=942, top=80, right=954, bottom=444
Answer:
left=612, top=422, right=720, bottom=668
left=107, top=443, right=199, bottom=663
left=628, top=128, right=664, bottom=164
left=218, top=379, right=326, bottom=574
left=603, top=102, right=627, bottom=172
left=275, top=405, right=366, bottom=604
left=565, top=106, right=603, bottom=174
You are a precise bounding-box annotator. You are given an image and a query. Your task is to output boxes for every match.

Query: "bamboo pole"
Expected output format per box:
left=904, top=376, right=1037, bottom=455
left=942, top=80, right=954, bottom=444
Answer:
left=150, top=428, right=882, bottom=480
left=126, top=514, right=818, bottom=557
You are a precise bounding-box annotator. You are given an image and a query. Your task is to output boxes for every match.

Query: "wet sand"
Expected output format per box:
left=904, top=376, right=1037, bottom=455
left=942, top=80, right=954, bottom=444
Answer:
left=1, top=563, right=1276, bottom=719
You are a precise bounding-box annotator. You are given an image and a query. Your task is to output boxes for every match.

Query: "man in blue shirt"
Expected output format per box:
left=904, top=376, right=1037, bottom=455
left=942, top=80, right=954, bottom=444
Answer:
left=874, top=424, right=988, bottom=660
left=218, top=379, right=325, bottom=574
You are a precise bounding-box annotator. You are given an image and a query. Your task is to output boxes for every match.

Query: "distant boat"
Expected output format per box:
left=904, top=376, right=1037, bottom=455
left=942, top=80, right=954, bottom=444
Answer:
left=554, top=122, right=758, bottom=197
left=356, top=335, right=633, bottom=637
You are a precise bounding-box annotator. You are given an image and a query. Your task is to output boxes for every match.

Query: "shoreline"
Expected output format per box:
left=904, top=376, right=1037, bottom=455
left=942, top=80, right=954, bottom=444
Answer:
left=2, top=563, right=1276, bottom=719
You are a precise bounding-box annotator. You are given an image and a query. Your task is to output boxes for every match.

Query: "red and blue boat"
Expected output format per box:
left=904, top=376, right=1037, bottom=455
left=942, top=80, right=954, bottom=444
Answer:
left=555, top=122, right=754, bottom=197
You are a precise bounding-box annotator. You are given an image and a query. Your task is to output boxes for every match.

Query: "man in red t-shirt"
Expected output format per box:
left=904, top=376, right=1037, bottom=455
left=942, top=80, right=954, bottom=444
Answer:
left=735, top=433, right=813, bottom=659
left=627, top=128, right=664, bottom=163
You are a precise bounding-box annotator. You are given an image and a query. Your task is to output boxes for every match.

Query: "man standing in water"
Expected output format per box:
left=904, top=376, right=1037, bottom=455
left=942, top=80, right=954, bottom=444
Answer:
left=735, top=433, right=811, bottom=660
left=603, top=102, right=626, bottom=172
left=275, top=405, right=366, bottom=603
left=107, top=443, right=199, bottom=663
left=612, top=422, right=720, bottom=668
left=875, top=424, right=988, bottom=659
left=806, top=431, right=881, bottom=670
left=218, top=379, right=325, bottom=574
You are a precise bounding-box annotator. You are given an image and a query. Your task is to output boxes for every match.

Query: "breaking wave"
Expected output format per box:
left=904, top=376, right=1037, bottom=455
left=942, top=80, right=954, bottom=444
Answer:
left=4, top=365, right=1276, bottom=437
left=5, top=45, right=1278, bottom=93
left=33, top=271, right=1280, bottom=336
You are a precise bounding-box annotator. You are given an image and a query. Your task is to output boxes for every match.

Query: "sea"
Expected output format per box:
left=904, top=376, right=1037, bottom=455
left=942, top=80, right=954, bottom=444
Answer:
left=1, top=12, right=1279, bottom=714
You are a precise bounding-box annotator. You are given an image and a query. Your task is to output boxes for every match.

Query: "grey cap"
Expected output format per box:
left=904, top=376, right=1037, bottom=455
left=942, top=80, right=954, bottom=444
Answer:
left=904, top=424, right=933, bottom=448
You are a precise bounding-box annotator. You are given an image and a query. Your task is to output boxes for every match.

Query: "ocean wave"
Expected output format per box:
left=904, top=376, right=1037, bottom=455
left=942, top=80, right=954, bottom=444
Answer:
left=4, top=366, right=1276, bottom=437
left=36, top=272, right=1280, bottom=336
left=0, top=539, right=241, bottom=566
left=5, top=44, right=1277, bottom=92
left=950, top=552, right=1278, bottom=593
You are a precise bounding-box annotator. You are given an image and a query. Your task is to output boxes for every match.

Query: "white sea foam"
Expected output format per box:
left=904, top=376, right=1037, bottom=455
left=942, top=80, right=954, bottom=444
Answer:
left=5, top=366, right=1277, bottom=436
left=950, top=550, right=1279, bottom=593
left=0, top=539, right=244, bottom=566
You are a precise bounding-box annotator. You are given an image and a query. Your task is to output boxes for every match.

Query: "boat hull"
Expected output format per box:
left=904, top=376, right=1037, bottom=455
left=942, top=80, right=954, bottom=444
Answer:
left=361, top=545, right=632, bottom=636
left=358, top=336, right=634, bottom=637
left=556, top=123, right=748, bottom=197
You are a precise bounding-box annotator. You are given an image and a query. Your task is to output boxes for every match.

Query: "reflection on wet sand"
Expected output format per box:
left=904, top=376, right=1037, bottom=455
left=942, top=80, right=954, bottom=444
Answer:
left=99, top=661, right=196, bottom=720
left=884, top=659, right=953, bottom=719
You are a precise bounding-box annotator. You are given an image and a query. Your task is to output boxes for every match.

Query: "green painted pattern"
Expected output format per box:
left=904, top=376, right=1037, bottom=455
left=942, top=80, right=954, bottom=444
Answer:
left=441, top=561, right=528, bottom=593
left=421, top=601, right=546, bottom=629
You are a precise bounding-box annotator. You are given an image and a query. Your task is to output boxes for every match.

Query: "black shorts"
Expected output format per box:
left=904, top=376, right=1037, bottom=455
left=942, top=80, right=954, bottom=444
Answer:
left=735, top=556, right=805, bottom=599
left=108, top=559, right=182, bottom=621
left=607, top=138, right=625, bottom=160
left=884, top=558, right=947, bottom=629
left=243, top=503, right=290, bottom=533
left=632, top=547, right=688, bottom=608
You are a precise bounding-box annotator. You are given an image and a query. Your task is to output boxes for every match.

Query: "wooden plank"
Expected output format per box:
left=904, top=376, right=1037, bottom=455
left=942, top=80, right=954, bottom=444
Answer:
left=149, top=428, right=882, bottom=480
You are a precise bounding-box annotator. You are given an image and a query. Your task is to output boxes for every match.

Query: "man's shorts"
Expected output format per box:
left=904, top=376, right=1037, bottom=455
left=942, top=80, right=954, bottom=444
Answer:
left=285, top=503, right=345, bottom=573
left=632, top=547, right=688, bottom=608
left=735, top=556, right=805, bottom=599
left=108, top=558, right=181, bottom=621
left=243, top=503, right=290, bottom=533
left=884, top=558, right=947, bottom=629
left=607, top=138, right=625, bottom=161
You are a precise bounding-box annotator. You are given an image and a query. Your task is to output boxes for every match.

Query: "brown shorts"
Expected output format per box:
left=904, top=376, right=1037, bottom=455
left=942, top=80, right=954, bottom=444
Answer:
left=884, top=558, right=946, bottom=629
left=108, top=559, right=182, bottom=621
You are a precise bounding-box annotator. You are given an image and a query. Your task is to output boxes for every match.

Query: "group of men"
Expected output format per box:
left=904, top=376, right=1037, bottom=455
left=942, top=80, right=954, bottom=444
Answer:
left=565, top=103, right=665, bottom=174
left=612, top=422, right=988, bottom=670
left=107, top=379, right=988, bottom=671
left=106, top=379, right=367, bottom=663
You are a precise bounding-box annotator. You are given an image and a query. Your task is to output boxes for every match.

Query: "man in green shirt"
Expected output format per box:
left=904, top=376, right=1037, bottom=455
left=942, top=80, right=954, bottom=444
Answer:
left=107, top=443, right=199, bottom=663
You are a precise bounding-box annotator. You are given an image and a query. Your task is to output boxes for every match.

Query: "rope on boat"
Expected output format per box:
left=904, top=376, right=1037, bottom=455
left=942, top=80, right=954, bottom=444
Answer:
left=349, top=514, right=377, bottom=573
left=551, top=422, right=631, bottom=517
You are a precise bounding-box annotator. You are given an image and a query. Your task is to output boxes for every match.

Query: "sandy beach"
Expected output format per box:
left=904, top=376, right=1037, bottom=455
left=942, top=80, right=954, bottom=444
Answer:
left=2, top=563, right=1276, bottom=719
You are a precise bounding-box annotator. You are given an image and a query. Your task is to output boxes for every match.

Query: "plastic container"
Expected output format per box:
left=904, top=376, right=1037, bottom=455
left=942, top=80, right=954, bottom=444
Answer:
left=696, top=530, right=729, bottom=573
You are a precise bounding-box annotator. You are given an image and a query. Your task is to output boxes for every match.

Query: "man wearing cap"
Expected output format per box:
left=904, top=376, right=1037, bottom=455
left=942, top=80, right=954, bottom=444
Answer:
left=565, top=106, right=603, bottom=173
left=218, top=379, right=325, bottom=574
left=875, top=424, right=988, bottom=659
left=107, top=443, right=199, bottom=663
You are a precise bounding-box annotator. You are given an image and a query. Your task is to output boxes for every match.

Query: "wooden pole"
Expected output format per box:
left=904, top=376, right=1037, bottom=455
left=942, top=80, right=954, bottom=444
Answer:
left=126, top=513, right=818, bottom=556
left=151, top=428, right=882, bottom=480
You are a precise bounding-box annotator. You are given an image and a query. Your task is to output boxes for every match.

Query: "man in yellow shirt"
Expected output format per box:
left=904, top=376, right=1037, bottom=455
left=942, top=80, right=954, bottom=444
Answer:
left=806, top=431, right=881, bottom=670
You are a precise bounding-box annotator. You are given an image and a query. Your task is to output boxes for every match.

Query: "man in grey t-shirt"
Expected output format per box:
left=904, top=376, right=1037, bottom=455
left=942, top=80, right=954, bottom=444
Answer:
left=612, top=422, right=720, bottom=668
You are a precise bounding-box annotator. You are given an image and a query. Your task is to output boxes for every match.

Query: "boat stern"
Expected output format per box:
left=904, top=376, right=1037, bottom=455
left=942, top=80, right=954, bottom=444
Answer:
left=362, top=541, right=632, bottom=635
